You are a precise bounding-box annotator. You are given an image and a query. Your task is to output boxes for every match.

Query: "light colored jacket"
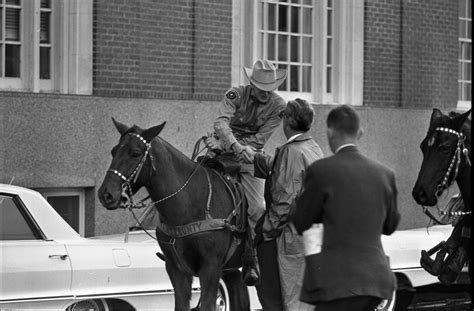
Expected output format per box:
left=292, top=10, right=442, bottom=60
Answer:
left=254, top=132, right=323, bottom=310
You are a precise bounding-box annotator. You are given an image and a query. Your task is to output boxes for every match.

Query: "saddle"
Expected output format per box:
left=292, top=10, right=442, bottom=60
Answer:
left=198, top=152, right=242, bottom=181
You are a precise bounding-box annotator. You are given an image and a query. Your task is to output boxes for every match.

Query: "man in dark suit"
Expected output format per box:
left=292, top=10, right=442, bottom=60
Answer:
left=290, top=104, right=400, bottom=311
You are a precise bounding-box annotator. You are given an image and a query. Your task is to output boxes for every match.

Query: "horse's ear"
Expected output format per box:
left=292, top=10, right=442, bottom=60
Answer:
left=430, top=108, right=443, bottom=124
left=112, top=118, right=130, bottom=136
left=452, top=109, right=471, bottom=130
left=143, top=122, right=166, bottom=142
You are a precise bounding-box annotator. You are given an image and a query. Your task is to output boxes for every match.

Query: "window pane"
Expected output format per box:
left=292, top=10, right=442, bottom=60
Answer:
left=327, top=9, right=332, bottom=36
left=47, top=196, right=80, bottom=233
left=290, top=36, right=299, bottom=61
left=467, top=83, right=471, bottom=100
left=290, top=65, right=299, bottom=91
left=40, top=12, right=50, bottom=44
left=302, top=8, right=312, bottom=34
left=303, top=0, right=312, bottom=5
left=459, top=20, right=466, bottom=38
left=41, top=0, right=50, bottom=8
left=326, top=67, right=332, bottom=93
left=0, top=44, right=2, bottom=76
left=291, top=0, right=300, bottom=3
left=468, top=20, right=472, bottom=38
left=278, top=64, right=288, bottom=91
left=268, top=33, right=276, bottom=60
left=302, top=65, right=311, bottom=92
left=6, top=0, right=20, bottom=5
left=268, top=3, right=276, bottom=31
left=278, top=35, right=288, bottom=61
left=468, top=0, right=472, bottom=18
left=327, top=38, right=332, bottom=64
left=0, top=196, right=37, bottom=240
left=279, top=5, right=288, bottom=32
left=290, top=6, right=299, bottom=33
left=459, top=0, right=466, bottom=18
left=302, top=37, right=311, bottom=63
left=6, top=8, right=20, bottom=41
left=466, top=62, right=471, bottom=80
left=0, top=8, right=3, bottom=40
left=40, top=46, right=50, bottom=79
left=5, top=44, right=20, bottom=77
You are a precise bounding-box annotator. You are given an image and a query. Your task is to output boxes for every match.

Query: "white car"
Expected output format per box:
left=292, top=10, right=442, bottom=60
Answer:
left=0, top=184, right=468, bottom=310
left=0, top=183, right=258, bottom=311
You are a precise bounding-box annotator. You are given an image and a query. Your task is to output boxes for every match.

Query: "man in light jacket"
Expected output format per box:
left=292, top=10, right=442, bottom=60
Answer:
left=246, top=98, right=323, bottom=310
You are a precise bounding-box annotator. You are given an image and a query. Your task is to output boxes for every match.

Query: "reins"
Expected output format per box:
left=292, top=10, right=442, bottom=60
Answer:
left=422, top=127, right=471, bottom=218
left=108, top=132, right=210, bottom=240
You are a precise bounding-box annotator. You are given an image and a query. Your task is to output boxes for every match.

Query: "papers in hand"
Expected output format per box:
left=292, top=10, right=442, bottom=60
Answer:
left=302, top=223, right=324, bottom=256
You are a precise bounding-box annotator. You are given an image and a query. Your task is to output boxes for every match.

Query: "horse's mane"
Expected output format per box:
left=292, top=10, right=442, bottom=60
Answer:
left=124, top=124, right=196, bottom=164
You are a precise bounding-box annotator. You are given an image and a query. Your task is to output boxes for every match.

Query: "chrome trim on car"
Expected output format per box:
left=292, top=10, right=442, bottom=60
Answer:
left=0, top=295, right=74, bottom=304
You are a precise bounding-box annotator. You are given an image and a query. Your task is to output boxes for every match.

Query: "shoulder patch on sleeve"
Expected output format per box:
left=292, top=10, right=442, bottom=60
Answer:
left=225, top=90, right=238, bottom=100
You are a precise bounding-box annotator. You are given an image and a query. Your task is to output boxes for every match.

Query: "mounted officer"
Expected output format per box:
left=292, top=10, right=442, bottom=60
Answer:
left=205, top=59, right=287, bottom=286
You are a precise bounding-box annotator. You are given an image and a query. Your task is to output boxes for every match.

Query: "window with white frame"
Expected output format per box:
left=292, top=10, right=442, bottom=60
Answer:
left=232, top=0, right=364, bottom=105
left=0, top=0, right=93, bottom=94
left=458, top=0, right=471, bottom=110
left=40, top=189, right=85, bottom=236
left=257, top=0, right=314, bottom=95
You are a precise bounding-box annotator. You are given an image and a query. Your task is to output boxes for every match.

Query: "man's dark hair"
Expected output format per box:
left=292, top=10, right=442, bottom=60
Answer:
left=286, top=98, right=314, bottom=132
left=326, top=104, right=360, bottom=136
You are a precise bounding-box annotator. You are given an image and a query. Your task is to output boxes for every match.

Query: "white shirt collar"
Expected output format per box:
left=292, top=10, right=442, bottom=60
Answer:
left=287, top=133, right=303, bottom=143
left=335, top=143, right=356, bottom=153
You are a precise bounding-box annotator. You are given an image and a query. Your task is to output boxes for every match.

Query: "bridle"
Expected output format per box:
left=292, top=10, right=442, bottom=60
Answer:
left=108, top=133, right=155, bottom=207
left=424, top=127, right=471, bottom=218
left=433, top=127, right=470, bottom=197
left=106, top=132, right=212, bottom=243
left=108, top=132, right=206, bottom=210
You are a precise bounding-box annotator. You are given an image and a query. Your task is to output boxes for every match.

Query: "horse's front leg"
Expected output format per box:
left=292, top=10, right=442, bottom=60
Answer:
left=198, top=263, right=222, bottom=311
left=165, top=260, right=193, bottom=311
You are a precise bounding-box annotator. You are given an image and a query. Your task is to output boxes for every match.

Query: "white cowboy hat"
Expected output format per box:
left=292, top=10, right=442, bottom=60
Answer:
left=243, top=59, right=287, bottom=92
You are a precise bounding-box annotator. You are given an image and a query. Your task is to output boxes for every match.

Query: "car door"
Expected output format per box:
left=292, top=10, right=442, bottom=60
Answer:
left=0, top=194, right=73, bottom=303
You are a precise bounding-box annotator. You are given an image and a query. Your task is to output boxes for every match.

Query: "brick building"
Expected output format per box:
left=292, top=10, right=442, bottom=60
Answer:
left=0, top=0, right=471, bottom=236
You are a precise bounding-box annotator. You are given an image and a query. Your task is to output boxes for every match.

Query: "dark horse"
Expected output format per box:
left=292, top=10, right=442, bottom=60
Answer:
left=98, top=119, right=250, bottom=311
left=412, top=108, right=471, bottom=285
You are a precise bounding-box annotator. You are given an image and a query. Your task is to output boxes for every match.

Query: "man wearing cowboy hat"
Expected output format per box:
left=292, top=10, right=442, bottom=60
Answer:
left=205, top=59, right=287, bottom=287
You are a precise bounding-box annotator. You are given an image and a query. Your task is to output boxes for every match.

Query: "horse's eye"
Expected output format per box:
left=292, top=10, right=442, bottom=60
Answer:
left=438, top=144, right=451, bottom=153
left=131, top=151, right=142, bottom=158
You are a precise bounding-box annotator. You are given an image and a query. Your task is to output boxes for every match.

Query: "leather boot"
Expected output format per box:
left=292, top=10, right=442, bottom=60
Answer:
left=242, top=230, right=260, bottom=286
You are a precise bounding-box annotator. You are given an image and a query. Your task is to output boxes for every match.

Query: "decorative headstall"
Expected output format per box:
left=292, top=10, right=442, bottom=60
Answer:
left=108, top=133, right=155, bottom=209
left=431, top=127, right=471, bottom=217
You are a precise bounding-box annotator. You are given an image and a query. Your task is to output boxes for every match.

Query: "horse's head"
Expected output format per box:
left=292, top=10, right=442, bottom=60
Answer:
left=412, top=108, right=471, bottom=207
left=98, top=118, right=166, bottom=210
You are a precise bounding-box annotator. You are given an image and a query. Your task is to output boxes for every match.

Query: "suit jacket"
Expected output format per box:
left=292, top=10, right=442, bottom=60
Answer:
left=290, top=145, right=400, bottom=304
